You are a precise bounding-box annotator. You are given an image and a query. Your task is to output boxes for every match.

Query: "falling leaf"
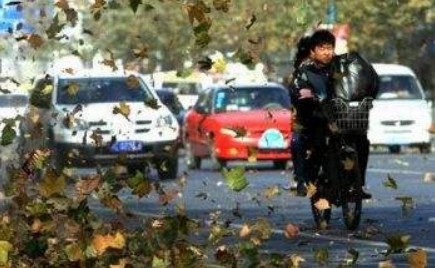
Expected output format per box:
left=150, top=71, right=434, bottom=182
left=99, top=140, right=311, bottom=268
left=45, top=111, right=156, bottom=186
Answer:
left=263, top=185, right=280, bottom=199
left=306, top=182, right=317, bottom=198
left=67, top=82, right=80, bottom=96
left=30, top=218, right=43, bottom=233
left=27, top=34, right=44, bottom=49
left=222, top=166, right=249, bottom=192
left=378, top=260, right=395, bottom=268
left=113, top=102, right=131, bottom=119
left=288, top=254, right=305, bottom=268
left=314, top=198, right=330, bottom=210
left=246, top=13, right=256, bottom=30
left=102, top=49, right=118, bottom=71
left=76, top=174, right=101, bottom=197
left=129, top=0, right=142, bottom=13
left=314, top=247, right=329, bottom=266
left=1, top=123, right=16, bottom=146
left=284, top=223, right=300, bottom=239
left=92, top=231, right=125, bottom=256
left=158, top=189, right=178, bottom=205
left=383, top=174, right=398, bottom=190
left=194, top=192, right=208, bottom=200
left=213, top=0, right=231, bottom=12
left=197, top=57, right=213, bottom=71
left=423, top=172, right=435, bottom=183
left=407, top=249, right=427, bottom=268
left=239, top=224, right=251, bottom=238
left=247, top=147, right=257, bottom=162
left=132, top=43, right=148, bottom=59
left=39, top=170, right=66, bottom=198
left=55, top=0, right=69, bottom=9
left=342, top=157, right=355, bottom=171
left=91, top=0, right=106, bottom=11
left=251, top=218, right=272, bottom=240
left=64, top=8, right=78, bottom=26
left=144, top=98, right=161, bottom=109
left=212, top=57, right=227, bottom=73
left=64, top=243, right=84, bottom=261
left=395, top=196, right=414, bottom=215
left=46, top=13, right=65, bottom=39
left=126, top=170, right=152, bottom=198
left=385, top=233, right=411, bottom=254
left=342, top=248, right=359, bottom=266
left=126, top=75, right=140, bottom=88
left=208, top=224, right=226, bottom=244
left=110, top=258, right=128, bottom=268
left=0, top=241, right=13, bottom=266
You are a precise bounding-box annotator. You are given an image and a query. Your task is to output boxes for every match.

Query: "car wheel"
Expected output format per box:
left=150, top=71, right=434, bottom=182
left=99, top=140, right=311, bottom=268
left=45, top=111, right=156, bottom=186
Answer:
left=419, top=143, right=431, bottom=154
left=156, top=156, right=179, bottom=180
left=273, top=160, right=287, bottom=170
left=388, top=145, right=401, bottom=154
left=185, top=142, right=201, bottom=169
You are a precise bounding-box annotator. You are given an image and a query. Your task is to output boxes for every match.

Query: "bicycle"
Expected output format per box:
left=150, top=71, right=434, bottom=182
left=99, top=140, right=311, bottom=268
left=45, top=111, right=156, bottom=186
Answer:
left=310, top=97, right=373, bottom=230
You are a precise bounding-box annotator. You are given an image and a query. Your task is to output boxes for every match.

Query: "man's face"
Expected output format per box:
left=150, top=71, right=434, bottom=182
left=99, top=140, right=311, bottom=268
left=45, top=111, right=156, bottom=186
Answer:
left=310, top=43, right=335, bottom=66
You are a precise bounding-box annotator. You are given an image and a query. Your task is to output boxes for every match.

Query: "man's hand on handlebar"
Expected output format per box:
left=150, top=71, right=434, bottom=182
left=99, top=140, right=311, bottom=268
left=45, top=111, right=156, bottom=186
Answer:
left=298, top=88, right=315, bottom=99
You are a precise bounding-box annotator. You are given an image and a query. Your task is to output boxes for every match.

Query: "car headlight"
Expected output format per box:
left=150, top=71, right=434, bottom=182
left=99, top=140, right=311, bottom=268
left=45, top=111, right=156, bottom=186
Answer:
left=156, top=114, right=174, bottom=128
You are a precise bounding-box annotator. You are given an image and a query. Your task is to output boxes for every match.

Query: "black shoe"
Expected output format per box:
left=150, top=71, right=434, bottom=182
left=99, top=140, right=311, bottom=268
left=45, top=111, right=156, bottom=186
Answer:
left=296, top=182, right=307, bottom=197
left=359, top=190, right=372, bottom=199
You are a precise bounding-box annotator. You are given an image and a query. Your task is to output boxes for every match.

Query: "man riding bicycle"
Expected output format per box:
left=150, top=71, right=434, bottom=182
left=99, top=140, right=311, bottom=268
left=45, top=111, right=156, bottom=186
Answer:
left=288, top=29, right=371, bottom=199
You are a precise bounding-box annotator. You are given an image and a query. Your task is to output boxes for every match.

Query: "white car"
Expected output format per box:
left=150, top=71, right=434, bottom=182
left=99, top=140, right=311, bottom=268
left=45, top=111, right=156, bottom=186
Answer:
left=368, top=64, right=432, bottom=153
left=22, top=71, right=180, bottom=179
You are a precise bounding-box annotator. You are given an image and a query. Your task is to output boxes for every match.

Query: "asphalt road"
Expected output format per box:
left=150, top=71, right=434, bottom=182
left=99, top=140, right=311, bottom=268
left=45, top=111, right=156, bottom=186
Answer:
left=2, top=147, right=435, bottom=266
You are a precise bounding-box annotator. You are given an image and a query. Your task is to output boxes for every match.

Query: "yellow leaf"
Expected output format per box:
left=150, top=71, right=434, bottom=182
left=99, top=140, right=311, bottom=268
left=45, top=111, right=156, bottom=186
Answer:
left=92, top=232, right=125, bottom=256
left=306, top=182, right=317, bottom=198
left=39, top=170, right=66, bottom=198
left=408, top=249, right=427, bottom=268
left=342, top=157, right=355, bottom=171
left=247, top=147, right=257, bottom=163
left=378, top=260, right=395, bottom=268
left=284, top=223, right=300, bottom=239
left=212, top=57, right=227, bottom=73
left=110, top=258, right=128, bottom=268
left=27, top=34, right=44, bottom=49
left=67, top=82, right=80, bottom=96
left=126, top=75, right=140, bottom=88
left=113, top=102, right=131, bottom=119
left=263, top=185, right=280, bottom=199
left=314, top=198, right=331, bottom=211
left=31, top=218, right=43, bottom=233
left=0, top=240, right=13, bottom=266
left=64, top=243, right=84, bottom=262
left=239, top=224, right=251, bottom=238
left=252, top=218, right=272, bottom=240
left=289, top=254, right=305, bottom=268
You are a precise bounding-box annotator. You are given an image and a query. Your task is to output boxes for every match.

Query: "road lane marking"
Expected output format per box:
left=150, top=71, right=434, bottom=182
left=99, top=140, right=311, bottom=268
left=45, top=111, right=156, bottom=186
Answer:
left=94, top=207, right=435, bottom=254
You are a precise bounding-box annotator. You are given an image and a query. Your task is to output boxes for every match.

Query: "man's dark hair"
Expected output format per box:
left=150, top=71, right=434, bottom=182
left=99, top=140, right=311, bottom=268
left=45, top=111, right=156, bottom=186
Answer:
left=293, top=36, right=312, bottom=69
left=309, top=29, right=335, bottom=50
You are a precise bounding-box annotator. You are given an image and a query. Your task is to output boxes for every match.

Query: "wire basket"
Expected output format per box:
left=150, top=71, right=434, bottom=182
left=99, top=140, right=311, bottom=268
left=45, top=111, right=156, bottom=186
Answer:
left=325, top=98, right=373, bottom=133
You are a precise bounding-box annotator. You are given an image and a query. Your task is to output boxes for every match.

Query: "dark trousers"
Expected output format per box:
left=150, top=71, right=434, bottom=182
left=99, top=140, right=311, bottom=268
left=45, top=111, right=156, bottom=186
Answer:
left=290, top=131, right=370, bottom=185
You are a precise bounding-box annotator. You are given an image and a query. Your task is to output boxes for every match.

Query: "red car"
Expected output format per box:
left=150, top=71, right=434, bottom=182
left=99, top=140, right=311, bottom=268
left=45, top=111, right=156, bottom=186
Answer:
left=183, top=83, right=292, bottom=169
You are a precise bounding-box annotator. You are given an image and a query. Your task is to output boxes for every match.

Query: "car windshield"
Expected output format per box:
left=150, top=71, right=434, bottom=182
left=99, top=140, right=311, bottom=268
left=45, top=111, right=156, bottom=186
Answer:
left=377, top=75, right=424, bottom=99
left=57, top=77, right=153, bottom=105
left=0, top=95, right=28, bottom=107
left=214, top=86, right=291, bottom=113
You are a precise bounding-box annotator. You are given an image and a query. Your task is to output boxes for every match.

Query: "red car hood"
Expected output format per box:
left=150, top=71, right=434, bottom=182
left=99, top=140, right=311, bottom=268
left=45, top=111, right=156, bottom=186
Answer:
left=212, top=109, right=291, bottom=132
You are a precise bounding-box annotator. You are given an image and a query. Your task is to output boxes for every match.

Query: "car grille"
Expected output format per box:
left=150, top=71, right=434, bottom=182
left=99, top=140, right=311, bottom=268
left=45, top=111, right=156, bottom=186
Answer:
left=381, top=120, right=415, bottom=126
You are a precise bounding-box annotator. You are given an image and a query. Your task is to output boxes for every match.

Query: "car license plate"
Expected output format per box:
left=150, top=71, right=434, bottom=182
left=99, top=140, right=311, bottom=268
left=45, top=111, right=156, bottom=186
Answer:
left=110, top=141, right=143, bottom=153
left=258, top=129, right=285, bottom=149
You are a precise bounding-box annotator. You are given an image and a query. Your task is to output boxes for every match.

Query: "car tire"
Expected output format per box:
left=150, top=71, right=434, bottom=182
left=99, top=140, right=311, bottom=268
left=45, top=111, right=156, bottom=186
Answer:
left=273, top=160, right=287, bottom=170
left=388, top=145, right=401, bottom=154
left=156, top=157, right=178, bottom=180
left=185, top=142, right=201, bottom=169
left=419, top=143, right=431, bottom=154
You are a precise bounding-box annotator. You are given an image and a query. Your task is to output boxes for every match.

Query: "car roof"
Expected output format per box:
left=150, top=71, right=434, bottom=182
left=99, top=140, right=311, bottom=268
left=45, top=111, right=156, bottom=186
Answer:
left=56, top=69, right=141, bottom=79
left=373, top=64, right=416, bottom=76
left=209, top=82, right=285, bottom=90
